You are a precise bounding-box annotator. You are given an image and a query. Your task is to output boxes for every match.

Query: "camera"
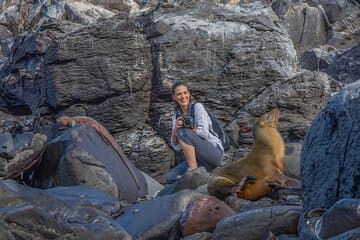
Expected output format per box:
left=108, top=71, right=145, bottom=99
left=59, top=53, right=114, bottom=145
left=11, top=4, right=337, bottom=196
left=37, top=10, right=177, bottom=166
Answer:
left=183, top=116, right=194, bottom=129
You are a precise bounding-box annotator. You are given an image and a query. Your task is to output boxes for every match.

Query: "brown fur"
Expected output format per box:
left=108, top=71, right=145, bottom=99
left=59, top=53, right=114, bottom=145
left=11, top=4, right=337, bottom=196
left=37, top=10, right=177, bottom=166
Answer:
left=208, top=109, right=292, bottom=200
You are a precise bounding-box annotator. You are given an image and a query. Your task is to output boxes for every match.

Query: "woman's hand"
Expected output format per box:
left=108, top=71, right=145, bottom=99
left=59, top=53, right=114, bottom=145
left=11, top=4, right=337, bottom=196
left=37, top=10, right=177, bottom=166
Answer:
left=175, top=117, right=183, bottom=129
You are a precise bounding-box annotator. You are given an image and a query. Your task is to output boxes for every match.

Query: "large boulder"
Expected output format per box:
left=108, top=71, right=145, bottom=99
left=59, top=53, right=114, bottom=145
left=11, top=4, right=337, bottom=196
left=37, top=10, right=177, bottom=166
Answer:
left=213, top=205, right=302, bottom=240
left=116, top=190, right=203, bottom=240
left=33, top=124, right=148, bottom=202
left=0, top=179, right=131, bottom=240
left=272, top=0, right=328, bottom=55
left=300, top=79, right=360, bottom=239
left=301, top=79, right=360, bottom=212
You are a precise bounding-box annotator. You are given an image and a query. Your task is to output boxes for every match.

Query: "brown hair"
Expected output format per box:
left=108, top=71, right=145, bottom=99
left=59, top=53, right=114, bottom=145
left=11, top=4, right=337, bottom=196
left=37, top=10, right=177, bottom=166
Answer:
left=172, top=81, right=193, bottom=112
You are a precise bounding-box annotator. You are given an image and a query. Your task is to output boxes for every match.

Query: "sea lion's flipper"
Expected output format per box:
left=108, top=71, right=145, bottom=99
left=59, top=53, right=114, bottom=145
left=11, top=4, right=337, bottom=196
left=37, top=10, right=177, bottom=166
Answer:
left=208, top=176, right=237, bottom=199
left=267, top=168, right=302, bottom=189
left=231, top=176, right=257, bottom=193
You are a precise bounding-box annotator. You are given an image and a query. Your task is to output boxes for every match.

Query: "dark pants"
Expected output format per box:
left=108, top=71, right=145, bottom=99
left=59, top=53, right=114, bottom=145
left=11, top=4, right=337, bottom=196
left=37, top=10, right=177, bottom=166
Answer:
left=165, top=128, right=223, bottom=183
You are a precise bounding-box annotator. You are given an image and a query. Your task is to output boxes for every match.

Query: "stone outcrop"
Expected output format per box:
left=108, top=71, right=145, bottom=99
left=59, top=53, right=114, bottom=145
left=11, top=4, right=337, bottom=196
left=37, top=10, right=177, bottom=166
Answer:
left=33, top=124, right=148, bottom=202
left=0, top=179, right=131, bottom=240
left=300, top=79, right=360, bottom=239
left=116, top=190, right=203, bottom=239
left=272, top=0, right=328, bottom=55
left=213, top=205, right=302, bottom=239
left=324, top=43, right=360, bottom=84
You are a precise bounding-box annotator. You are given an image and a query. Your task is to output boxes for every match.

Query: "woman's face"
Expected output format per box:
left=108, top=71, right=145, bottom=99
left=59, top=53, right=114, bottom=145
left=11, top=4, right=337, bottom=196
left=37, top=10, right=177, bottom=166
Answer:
left=173, top=85, right=191, bottom=109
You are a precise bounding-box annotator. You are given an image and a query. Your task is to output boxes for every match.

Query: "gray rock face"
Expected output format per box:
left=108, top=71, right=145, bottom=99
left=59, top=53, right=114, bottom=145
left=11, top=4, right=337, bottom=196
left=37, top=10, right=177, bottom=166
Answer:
left=272, top=0, right=328, bottom=54
left=0, top=179, right=131, bottom=240
left=34, top=124, right=148, bottom=202
left=213, top=205, right=302, bottom=240
left=229, top=70, right=340, bottom=159
left=301, top=80, right=360, bottom=213
left=115, top=127, right=174, bottom=183
left=325, top=44, right=360, bottom=84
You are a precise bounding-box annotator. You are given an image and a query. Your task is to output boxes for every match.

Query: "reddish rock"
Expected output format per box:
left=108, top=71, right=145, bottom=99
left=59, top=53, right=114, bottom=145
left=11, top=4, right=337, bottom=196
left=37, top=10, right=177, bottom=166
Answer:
left=180, top=196, right=235, bottom=236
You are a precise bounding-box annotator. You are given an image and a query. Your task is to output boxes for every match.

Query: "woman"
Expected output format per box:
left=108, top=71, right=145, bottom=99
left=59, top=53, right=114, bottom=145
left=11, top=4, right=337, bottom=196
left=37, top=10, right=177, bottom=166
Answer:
left=165, top=81, right=224, bottom=184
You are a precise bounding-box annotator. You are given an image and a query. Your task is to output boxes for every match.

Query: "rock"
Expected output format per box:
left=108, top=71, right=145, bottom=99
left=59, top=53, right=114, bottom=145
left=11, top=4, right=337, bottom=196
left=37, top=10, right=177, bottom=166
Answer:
left=328, top=228, right=360, bottom=240
left=317, top=0, right=350, bottom=23
left=180, top=196, right=235, bottom=236
left=0, top=132, right=15, bottom=159
left=325, top=44, right=360, bottom=84
left=299, top=47, right=340, bottom=71
left=6, top=133, right=47, bottom=179
left=145, top=0, right=297, bottom=151
left=273, top=0, right=328, bottom=54
left=140, top=170, right=164, bottom=197
left=116, top=190, right=203, bottom=240
left=115, top=127, right=175, bottom=184
left=327, top=7, right=360, bottom=49
left=284, top=141, right=302, bottom=178
left=64, top=1, right=116, bottom=25
left=300, top=80, right=360, bottom=239
left=301, top=80, right=360, bottom=212
left=0, top=179, right=131, bottom=240
left=33, top=124, right=147, bottom=202
left=225, top=195, right=250, bottom=212
left=182, top=232, right=212, bottom=240
left=0, top=133, right=47, bottom=180
left=213, top=205, right=302, bottom=240
left=157, top=167, right=210, bottom=196
left=233, top=70, right=340, bottom=144
left=316, top=199, right=360, bottom=239
left=46, top=185, right=123, bottom=216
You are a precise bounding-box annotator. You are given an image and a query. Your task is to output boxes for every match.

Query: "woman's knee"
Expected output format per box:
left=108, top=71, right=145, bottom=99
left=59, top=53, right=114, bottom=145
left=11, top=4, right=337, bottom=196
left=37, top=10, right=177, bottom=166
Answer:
left=175, top=128, right=194, bottom=142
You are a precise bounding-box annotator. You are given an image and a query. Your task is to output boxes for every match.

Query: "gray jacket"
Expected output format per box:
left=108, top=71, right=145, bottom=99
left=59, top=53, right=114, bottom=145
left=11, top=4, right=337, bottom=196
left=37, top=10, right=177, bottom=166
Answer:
left=171, top=103, right=224, bottom=152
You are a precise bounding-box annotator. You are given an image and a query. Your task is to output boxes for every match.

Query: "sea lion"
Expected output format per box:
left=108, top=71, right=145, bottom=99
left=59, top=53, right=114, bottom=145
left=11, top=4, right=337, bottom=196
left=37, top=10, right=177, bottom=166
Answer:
left=208, top=108, right=301, bottom=200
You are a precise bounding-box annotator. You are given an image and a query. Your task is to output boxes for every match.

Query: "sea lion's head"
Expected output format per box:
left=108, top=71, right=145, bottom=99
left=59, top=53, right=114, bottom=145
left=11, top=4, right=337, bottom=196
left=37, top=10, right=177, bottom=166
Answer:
left=257, top=108, right=280, bottom=129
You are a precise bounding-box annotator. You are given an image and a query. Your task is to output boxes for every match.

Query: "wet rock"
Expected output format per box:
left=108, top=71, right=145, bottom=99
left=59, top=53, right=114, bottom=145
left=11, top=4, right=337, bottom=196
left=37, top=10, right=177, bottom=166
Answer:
left=140, top=170, right=164, bottom=197
left=213, top=205, right=302, bottom=240
left=33, top=124, right=147, bottom=202
left=225, top=195, right=250, bottom=212
left=301, top=80, right=360, bottom=211
left=46, top=185, right=123, bottom=217
left=180, top=196, right=235, bottom=236
left=300, top=80, right=360, bottom=238
left=116, top=190, right=203, bottom=240
left=0, top=179, right=131, bottom=240
left=316, top=199, right=360, bottom=239
left=328, top=227, right=360, bottom=240
left=157, top=167, right=210, bottom=196
left=182, top=232, right=212, bottom=240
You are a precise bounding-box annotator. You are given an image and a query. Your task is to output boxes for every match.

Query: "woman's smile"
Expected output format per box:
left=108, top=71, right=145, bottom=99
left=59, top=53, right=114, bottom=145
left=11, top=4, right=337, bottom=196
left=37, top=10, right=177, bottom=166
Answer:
left=174, top=85, right=190, bottom=108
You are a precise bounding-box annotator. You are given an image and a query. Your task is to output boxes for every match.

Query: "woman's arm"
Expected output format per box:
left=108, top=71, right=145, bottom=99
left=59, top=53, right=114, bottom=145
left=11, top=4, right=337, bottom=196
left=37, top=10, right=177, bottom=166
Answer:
left=171, top=114, right=182, bottom=151
left=194, top=103, right=210, bottom=139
